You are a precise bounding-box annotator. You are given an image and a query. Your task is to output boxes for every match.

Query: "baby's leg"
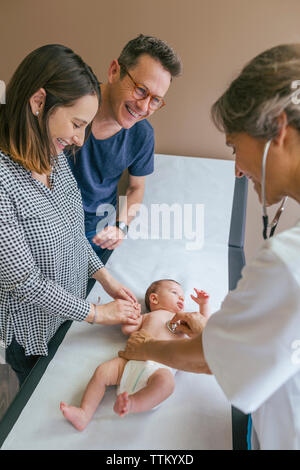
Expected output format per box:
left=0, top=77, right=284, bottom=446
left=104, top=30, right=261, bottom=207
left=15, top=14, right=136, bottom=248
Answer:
left=60, top=357, right=127, bottom=431
left=114, top=368, right=175, bottom=417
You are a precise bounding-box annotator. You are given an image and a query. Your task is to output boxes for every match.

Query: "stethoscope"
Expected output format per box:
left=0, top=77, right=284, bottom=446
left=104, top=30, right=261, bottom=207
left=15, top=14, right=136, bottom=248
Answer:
left=261, top=139, right=288, bottom=240
left=165, top=140, right=288, bottom=335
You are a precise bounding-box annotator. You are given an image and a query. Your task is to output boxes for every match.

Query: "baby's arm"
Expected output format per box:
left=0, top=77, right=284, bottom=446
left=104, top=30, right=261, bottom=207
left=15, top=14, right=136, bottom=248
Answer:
left=191, top=289, right=210, bottom=318
left=121, top=315, right=144, bottom=336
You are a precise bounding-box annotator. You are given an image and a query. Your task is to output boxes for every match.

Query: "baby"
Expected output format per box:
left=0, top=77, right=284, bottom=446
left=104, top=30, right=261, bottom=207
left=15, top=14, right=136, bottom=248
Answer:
left=60, top=279, right=209, bottom=431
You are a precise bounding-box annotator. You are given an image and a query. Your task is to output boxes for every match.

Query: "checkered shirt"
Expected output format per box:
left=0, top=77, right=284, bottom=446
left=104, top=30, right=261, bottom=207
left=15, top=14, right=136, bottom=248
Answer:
left=0, top=150, right=104, bottom=355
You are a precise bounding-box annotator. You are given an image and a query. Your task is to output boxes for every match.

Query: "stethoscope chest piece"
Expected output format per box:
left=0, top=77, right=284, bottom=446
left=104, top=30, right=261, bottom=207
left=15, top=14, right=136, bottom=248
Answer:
left=166, top=320, right=179, bottom=334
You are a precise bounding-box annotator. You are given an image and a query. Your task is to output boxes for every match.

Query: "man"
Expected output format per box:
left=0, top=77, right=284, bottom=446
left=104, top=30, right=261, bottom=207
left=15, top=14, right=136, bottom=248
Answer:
left=68, top=34, right=182, bottom=265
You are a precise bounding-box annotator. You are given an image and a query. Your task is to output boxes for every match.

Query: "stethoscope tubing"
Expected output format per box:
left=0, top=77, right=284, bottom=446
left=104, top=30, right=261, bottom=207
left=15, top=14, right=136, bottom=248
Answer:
left=261, top=139, right=288, bottom=239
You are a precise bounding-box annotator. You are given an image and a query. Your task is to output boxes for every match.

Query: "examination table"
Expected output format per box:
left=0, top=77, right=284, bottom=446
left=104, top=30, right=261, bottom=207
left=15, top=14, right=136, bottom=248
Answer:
left=0, top=154, right=248, bottom=450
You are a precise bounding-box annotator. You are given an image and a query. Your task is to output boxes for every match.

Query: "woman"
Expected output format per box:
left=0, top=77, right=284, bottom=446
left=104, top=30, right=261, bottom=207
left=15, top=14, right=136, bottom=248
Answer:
left=119, top=44, right=300, bottom=450
left=0, top=44, right=140, bottom=385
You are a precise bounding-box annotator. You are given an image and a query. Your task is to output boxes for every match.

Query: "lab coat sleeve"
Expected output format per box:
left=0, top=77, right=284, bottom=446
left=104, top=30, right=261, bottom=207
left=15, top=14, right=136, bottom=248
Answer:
left=202, top=243, right=300, bottom=414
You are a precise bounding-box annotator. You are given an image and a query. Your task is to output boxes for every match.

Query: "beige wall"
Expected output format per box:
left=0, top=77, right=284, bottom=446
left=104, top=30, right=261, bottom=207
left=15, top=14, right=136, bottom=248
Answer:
left=1, top=0, right=300, bottom=261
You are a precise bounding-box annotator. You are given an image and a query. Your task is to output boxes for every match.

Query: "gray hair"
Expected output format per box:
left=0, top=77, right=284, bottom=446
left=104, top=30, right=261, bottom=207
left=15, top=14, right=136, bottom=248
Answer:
left=211, top=44, right=300, bottom=139
left=118, top=34, right=182, bottom=79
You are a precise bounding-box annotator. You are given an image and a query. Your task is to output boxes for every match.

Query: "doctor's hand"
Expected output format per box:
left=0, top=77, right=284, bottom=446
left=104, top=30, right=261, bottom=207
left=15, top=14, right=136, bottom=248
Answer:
left=171, top=311, right=208, bottom=338
left=92, top=226, right=125, bottom=250
left=118, top=329, right=154, bottom=362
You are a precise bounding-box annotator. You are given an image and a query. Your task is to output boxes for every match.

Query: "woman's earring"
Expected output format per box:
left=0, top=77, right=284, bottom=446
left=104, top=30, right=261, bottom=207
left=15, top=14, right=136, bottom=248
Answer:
left=36, top=111, right=39, bottom=116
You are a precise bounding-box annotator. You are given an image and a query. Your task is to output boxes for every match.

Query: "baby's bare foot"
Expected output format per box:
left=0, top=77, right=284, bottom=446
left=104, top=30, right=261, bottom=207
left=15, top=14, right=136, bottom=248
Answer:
left=113, top=392, right=133, bottom=417
left=60, top=401, right=88, bottom=431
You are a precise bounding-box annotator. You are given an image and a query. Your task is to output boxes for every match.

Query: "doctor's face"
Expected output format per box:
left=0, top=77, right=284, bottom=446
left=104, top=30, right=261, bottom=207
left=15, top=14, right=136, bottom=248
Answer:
left=107, top=54, right=171, bottom=130
left=226, top=133, right=282, bottom=205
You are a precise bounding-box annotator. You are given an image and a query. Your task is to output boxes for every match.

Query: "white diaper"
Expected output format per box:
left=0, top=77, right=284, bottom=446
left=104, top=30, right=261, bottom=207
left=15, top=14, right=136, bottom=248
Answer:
left=118, top=360, right=176, bottom=396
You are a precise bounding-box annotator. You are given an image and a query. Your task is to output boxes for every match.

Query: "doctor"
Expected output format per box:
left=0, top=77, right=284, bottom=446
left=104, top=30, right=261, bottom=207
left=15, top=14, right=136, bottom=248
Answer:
left=119, top=43, right=300, bottom=450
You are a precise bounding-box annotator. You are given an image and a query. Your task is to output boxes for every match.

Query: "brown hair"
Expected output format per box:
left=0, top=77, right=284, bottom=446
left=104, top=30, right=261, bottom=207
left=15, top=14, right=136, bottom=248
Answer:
left=0, top=44, right=101, bottom=174
left=144, top=279, right=181, bottom=312
left=211, top=43, right=300, bottom=140
left=118, top=34, right=182, bottom=79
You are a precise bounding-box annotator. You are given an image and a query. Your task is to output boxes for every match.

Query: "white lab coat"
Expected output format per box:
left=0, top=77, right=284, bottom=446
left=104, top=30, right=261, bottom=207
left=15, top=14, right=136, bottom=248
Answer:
left=203, top=220, right=300, bottom=450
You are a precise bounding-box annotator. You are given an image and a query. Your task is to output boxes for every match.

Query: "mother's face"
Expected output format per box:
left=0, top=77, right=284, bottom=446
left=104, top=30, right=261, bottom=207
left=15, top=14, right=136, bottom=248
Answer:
left=48, top=94, right=99, bottom=155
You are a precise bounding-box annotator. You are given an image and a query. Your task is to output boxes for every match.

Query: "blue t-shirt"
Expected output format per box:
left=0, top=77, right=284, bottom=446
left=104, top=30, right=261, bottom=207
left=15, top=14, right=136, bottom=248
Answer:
left=68, top=119, right=154, bottom=233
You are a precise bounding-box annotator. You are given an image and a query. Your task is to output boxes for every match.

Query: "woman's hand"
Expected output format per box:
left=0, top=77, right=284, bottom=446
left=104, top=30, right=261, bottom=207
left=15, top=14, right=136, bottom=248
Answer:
left=93, top=267, right=138, bottom=305
left=118, top=329, right=154, bottom=361
left=95, top=299, right=141, bottom=325
left=171, top=311, right=208, bottom=338
left=104, top=279, right=138, bottom=305
left=115, top=285, right=138, bottom=304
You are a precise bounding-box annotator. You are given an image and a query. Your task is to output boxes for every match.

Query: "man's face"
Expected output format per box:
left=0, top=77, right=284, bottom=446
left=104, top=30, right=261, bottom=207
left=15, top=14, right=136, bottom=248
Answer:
left=108, top=53, right=171, bottom=129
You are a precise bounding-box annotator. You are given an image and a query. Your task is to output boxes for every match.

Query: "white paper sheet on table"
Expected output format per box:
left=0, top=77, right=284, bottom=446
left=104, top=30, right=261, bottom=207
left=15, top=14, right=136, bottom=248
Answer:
left=2, top=155, right=235, bottom=450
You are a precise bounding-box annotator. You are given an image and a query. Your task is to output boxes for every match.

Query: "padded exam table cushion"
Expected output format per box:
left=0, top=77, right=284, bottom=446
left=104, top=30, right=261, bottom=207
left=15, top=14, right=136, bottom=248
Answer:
left=2, top=155, right=235, bottom=450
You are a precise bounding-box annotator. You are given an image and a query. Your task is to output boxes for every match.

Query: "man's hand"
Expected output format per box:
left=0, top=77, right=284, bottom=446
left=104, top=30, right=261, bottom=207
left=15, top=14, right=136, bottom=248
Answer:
left=92, top=226, right=125, bottom=250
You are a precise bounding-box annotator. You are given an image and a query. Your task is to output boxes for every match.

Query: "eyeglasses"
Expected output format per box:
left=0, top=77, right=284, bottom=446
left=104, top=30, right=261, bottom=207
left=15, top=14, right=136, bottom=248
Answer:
left=120, top=64, right=166, bottom=111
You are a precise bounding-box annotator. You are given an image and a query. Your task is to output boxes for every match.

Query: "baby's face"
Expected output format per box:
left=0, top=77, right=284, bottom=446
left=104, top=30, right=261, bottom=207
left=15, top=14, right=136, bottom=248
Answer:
left=155, top=281, right=185, bottom=313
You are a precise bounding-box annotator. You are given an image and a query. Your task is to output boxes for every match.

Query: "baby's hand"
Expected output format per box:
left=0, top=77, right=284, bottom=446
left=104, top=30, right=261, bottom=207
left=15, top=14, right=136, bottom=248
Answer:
left=191, top=289, right=210, bottom=317
left=191, top=288, right=209, bottom=305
